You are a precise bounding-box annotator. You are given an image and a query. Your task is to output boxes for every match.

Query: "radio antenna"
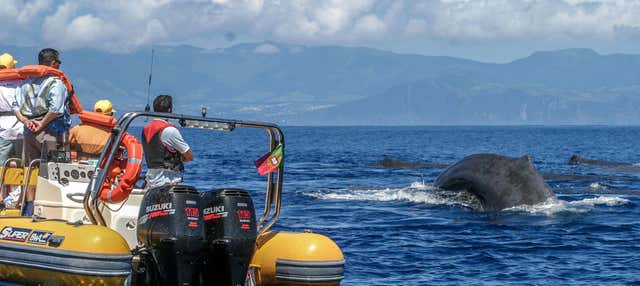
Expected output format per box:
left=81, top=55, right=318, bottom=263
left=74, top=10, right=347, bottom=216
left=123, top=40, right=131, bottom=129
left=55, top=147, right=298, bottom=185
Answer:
left=145, top=49, right=155, bottom=112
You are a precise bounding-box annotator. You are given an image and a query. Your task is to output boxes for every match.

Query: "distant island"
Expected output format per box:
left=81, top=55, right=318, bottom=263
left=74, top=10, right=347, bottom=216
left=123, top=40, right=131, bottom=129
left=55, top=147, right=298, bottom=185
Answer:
left=3, top=43, right=640, bottom=125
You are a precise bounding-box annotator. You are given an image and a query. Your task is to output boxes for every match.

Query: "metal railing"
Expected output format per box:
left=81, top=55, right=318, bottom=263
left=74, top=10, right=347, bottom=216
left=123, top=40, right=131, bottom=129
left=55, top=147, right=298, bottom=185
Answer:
left=0, top=158, right=22, bottom=195
left=19, top=159, right=40, bottom=215
left=83, top=111, right=285, bottom=234
left=0, top=158, right=22, bottom=208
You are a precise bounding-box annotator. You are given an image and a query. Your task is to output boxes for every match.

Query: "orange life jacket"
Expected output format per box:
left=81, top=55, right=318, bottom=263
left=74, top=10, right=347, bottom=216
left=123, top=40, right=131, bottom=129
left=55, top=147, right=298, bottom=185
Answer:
left=78, top=111, right=117, bottom=128
left=0, top=65, right=83, bottom=114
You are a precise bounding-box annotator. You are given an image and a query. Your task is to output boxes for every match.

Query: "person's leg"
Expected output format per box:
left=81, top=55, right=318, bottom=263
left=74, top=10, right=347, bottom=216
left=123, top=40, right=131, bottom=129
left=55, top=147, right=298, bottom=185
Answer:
left=21, top=130, right=67, bottom=216
left=2, top=140, right=22, bottom=208
left=23, top=131, right=40, bottom=167
left=0, top=137, right=13, bottom=165
left=20, top=200, right=33, bottom=216
left=10, top=139, right=23, bottom=165
left=21, top=132, right=41, bottom=216
left=0, top=138, right=12, bottom=206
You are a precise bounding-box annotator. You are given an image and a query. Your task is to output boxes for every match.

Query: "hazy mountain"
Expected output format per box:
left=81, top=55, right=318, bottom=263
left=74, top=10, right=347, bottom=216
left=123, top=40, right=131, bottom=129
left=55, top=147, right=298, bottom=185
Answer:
left=2, top=43, right=640, bottom=125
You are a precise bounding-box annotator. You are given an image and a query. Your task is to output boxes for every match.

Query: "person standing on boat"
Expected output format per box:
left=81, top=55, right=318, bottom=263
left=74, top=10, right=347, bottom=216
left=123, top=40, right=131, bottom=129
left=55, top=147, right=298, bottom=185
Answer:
left=12, top=48, right=70, bottom=216
left=0, top=53, right=23, bottom=164
left=0, top=53, right=24, bottom=209
left=0, top=53, right=18, bottom=69
left=142, top=95, right=193, bottom=189
left=69, top=99, right=116, bottom=159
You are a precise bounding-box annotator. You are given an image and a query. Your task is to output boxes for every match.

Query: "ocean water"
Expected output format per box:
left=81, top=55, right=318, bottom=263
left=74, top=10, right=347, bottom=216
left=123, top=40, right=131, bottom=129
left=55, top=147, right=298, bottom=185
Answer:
left=3, top=125, right=639, bottom=285
left=182, top=125, right=639, bottom=285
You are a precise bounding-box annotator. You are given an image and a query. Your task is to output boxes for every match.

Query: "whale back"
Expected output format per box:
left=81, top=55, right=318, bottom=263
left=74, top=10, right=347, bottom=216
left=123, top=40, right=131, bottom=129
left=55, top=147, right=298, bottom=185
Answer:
left=435, top=153, right=555, bottom=211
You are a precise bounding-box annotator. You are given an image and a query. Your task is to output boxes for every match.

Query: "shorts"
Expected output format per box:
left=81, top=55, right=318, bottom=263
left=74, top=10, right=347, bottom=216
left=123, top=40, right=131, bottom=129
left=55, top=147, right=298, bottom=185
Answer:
left=146, top=169, right=183, bottom=189
left=23, top=129, right=68, bottom=166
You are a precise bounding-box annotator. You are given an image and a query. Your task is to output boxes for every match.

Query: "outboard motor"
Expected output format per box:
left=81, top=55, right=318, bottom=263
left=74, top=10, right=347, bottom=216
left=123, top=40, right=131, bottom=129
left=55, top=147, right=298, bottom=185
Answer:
left=201, top=188, right=257, bottom=286
left=137, top=185, right=205, bottom=286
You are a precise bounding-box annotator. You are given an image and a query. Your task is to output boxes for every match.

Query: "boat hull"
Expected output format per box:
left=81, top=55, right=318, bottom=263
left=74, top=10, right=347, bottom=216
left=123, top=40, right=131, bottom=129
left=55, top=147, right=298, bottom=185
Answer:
left=0, top=217, right=131, bottom=285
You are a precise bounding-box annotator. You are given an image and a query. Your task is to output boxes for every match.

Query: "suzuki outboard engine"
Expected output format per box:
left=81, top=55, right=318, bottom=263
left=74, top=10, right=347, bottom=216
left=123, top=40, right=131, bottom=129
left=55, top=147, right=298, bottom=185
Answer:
left=137, top=185, right=205, bottom=286
left=201, top=188, right=257, bottom=286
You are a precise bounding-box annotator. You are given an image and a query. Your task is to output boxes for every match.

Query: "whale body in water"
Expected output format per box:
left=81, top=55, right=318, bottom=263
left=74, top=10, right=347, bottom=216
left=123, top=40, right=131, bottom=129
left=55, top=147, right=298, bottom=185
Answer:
left=567, top=155, right=632, bottom=167
left=435, top=153, right=556, bottom=212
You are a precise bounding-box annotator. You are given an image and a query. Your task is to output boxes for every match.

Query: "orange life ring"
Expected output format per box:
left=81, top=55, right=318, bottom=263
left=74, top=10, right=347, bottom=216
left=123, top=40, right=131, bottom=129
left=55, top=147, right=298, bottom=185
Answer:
left=0, top=65, right=83, bottom=114
left=98, top=132, right=143, bottom=203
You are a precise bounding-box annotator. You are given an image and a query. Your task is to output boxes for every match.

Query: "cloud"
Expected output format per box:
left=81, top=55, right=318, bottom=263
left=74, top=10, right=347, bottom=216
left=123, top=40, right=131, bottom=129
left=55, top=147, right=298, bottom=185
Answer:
left=3, top=0, right=640, bottom=51
left=17, top=0, right=54, bottom=26
left=254, top=43, right=279, bottom=54
left=353, top=14, right=386, bottom=39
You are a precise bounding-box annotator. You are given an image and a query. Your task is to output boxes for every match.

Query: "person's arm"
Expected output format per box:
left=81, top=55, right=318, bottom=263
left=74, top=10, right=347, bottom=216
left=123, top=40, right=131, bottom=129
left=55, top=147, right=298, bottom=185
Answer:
left=162, top=127, right=193, bottom=162
left=12, top=85, right=35, bottom=131
left=14, top=110, right=35, bottom=131
left=32, top=112, right=59, bottom=133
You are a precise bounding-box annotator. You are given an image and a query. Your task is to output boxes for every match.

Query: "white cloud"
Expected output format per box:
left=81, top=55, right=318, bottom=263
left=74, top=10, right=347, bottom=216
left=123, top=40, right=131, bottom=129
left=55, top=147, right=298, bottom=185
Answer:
left=353, top=14, right=386, bottom=39
left=405, top=19, right=427, bottom=35
left=4, top=0, right=640, bottom=51
left=17, top=0, right=53, bottom=26
left=254, top=43, right=279, bottom=54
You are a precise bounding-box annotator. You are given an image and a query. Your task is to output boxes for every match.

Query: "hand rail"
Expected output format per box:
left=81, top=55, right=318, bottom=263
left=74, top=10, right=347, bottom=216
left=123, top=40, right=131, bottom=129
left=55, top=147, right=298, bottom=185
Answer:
left=84, top=111, right=285, bottom=233
left=19, top=159, right=40, bottom=216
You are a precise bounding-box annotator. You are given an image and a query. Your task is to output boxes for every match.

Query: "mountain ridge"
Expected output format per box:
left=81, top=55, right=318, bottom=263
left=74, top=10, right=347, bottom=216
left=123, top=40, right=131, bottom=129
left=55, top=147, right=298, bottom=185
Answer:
left=2, top=43, right=639, bottom=125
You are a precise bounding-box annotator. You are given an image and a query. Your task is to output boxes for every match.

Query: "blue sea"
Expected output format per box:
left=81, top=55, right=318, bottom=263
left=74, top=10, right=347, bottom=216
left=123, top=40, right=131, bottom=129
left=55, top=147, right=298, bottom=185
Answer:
left=3, top=125, right=639, bottom=285
left=183, top=125, right=639, bottom=286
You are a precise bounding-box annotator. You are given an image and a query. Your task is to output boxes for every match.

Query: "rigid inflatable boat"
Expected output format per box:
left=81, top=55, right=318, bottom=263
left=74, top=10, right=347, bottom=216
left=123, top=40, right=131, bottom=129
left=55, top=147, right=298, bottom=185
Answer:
left=0, top=74, right=344, bottom=286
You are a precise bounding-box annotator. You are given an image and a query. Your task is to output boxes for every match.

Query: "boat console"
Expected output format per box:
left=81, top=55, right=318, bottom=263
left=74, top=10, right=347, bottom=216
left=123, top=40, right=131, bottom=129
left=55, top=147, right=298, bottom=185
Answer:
left=34, top=161, right=145, bottom=248
left=43, top=162, right=95, bottom=184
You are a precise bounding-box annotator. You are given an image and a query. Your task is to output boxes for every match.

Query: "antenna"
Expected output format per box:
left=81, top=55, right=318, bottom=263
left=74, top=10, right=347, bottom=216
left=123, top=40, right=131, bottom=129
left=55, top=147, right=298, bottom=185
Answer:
left=145, top=49, right=155, bottom=112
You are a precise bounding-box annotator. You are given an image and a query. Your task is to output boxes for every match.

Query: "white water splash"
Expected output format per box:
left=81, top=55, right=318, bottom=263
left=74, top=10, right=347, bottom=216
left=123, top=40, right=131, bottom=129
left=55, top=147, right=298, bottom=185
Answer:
left=409, top=181, right=431, bottom=190
left=506, top=198, right=585, bottom=215
left=308, top=181, right=631, bottom=216
left=308, top=181, right=479, bottom=208
left=569, top=196, right=630, bottom=207
left=506, top=196, right=631, bottom=215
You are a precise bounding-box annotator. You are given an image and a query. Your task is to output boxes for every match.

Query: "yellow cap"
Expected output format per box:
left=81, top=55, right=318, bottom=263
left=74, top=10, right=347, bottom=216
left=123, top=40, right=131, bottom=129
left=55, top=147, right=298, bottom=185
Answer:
left=0, top=53, right=18, bottom=69
left=94, top=99, right=116, bottom=115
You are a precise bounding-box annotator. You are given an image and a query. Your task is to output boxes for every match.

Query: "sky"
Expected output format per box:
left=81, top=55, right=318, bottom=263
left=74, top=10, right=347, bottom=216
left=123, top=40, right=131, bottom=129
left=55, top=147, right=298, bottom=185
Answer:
left=3, top=0, right=640, bottom=63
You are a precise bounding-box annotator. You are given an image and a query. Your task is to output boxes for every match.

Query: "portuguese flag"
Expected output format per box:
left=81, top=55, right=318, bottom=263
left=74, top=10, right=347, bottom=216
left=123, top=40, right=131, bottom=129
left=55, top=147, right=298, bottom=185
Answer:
left=255, top=144, right=283, bottom=176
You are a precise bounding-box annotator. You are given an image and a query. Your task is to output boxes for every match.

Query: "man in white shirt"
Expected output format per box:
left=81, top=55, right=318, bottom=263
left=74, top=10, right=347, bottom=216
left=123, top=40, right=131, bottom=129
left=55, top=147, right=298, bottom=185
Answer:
left=0, top=53, right=23, bottom=164
left=0, top=53, right=23, bottom=208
